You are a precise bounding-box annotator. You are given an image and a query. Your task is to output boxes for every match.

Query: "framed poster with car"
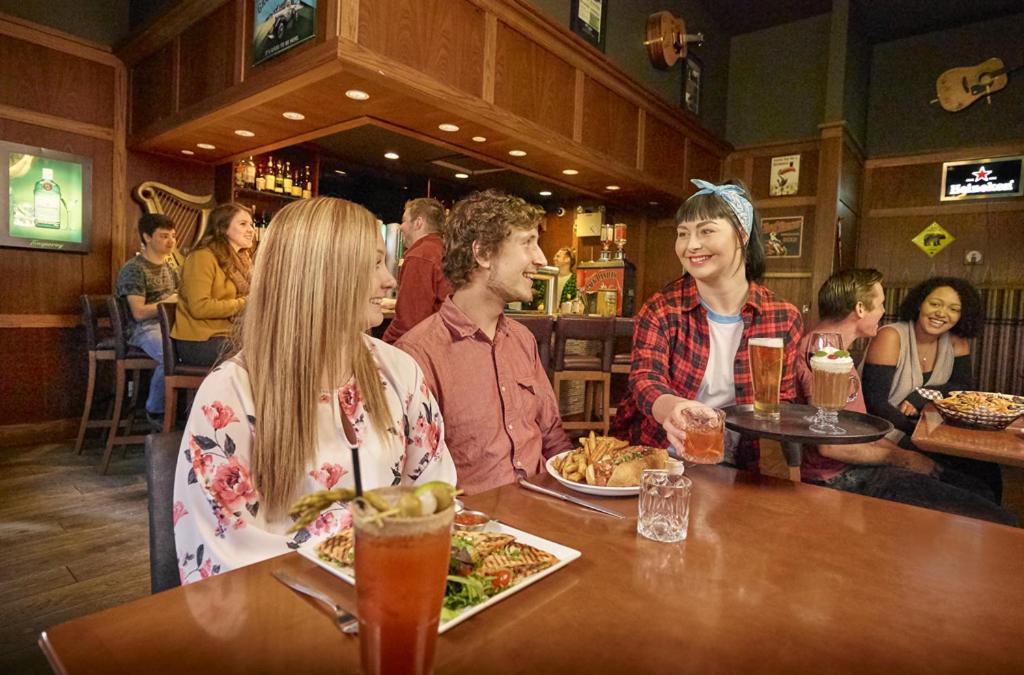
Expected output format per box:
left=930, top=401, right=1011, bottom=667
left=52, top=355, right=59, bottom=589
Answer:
left=761, top=216, right=803, bottom=258
left=570, top=0, right=607, bottom=52
left=1, top=141, right=92, bottom=253
left=252, top=0, right=317, bottom=66
left=683, top=56, right=702, bottom=115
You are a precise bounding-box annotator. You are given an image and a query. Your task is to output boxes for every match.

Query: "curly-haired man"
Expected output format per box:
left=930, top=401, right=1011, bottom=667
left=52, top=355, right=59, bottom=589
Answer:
left=396, top=190, right=572, bottom=494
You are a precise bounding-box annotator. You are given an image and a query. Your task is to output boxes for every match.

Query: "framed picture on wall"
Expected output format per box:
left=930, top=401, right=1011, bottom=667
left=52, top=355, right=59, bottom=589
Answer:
left=570, top=0, right=607, bottom=52
left=761, top=216, right=803, bottom=258
left=0, top=140, right=92, bottom=253
left=683, top=56, right=702, bottom=115
left=252, top=0, right=317, bottom=66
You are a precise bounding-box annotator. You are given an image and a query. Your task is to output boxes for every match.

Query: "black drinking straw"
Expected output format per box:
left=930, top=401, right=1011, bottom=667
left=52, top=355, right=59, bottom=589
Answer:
left=350, top=445, right=363, bottom=497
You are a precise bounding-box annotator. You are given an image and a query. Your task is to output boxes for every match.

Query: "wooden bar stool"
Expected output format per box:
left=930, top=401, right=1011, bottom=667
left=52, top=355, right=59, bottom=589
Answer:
left=101, top=296, right=157, bottom=474
left=511, top=314, right=554, bottom=381
left=553, top=316, right=615, bottom=435
left=157, top=303, right=211, bottom=432
left=74, top=294, right=117, bottom=454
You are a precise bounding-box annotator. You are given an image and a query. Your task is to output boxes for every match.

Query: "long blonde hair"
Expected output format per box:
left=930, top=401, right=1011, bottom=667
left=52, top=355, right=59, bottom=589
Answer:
left=238, top=197, right=391, bottom=518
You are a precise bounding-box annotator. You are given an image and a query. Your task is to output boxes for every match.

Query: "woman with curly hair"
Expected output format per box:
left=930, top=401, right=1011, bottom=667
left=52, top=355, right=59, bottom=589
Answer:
left=863, top=276, right=1001, bottom=499
left=172, top=203, right=255, bottom=366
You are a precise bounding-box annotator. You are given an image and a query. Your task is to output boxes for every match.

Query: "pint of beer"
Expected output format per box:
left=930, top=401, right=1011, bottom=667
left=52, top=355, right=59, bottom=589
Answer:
left=748, top=337, right=784, bottom=420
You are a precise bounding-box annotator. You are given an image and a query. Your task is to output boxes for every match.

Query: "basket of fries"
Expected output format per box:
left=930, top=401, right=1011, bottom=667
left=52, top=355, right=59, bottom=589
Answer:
left=933, top=391, right=1024, bottom=431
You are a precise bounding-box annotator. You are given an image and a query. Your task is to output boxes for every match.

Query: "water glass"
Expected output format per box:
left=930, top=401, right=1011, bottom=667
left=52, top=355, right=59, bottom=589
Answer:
left=637, top=469, right=692, bottom=543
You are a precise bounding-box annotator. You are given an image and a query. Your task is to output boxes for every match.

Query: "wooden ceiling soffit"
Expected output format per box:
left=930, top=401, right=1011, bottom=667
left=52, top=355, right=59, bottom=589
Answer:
left=118, top=0, right=231, bottom=67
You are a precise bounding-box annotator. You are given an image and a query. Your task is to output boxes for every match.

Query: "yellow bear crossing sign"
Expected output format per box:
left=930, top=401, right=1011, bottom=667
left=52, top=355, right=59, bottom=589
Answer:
left=912, top=222, right=955, bottom=257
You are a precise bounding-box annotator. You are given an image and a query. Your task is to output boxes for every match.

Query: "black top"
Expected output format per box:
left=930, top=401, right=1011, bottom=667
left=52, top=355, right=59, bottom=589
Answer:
left=861, top=354, right=973, bottom=437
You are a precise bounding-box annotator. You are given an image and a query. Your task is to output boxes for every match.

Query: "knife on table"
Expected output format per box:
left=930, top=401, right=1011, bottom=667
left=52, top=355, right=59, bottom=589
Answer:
left=517, top=478, right=625, bottom=519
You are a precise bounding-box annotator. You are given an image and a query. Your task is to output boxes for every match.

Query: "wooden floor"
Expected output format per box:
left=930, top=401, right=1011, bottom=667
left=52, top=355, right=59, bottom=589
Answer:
left=0, top=439, right=150, bottom=675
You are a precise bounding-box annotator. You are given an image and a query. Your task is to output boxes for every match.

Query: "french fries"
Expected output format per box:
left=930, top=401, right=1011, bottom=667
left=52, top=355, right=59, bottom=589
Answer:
left=552, top=432, right=630, bottom=485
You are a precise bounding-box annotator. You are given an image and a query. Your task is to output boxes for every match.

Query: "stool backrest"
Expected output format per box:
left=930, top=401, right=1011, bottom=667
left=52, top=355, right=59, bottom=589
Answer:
left=613, top=317, right=635, bottom=339
left=512, top=315, right=555, bottom=377
left=145, top=431, right=183, bottom=593
left=107, top=295, right=134, bottom=359
left=80, top=294, right=112, bottom=351
left=157, top=303, right=182, bottom=376
left=554, top=316, right=615, bottom=371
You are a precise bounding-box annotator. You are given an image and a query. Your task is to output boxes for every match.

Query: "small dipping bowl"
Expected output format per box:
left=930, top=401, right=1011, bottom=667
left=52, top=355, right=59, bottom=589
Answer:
left=453, top=509, right=490, bottom=532
left=453, top=498, right=465, bottom=514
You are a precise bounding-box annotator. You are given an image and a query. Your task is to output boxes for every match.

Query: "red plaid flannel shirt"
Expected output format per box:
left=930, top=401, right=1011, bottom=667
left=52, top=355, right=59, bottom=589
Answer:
left=610, top=275, right=803, bottom=469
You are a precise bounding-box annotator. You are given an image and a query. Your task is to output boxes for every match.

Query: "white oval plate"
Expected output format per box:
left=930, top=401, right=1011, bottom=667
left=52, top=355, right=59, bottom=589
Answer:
left=544, top=451, right=639, bottom=497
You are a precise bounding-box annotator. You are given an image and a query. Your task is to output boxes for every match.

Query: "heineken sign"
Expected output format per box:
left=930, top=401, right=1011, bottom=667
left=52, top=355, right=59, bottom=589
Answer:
left=941, top=156, right=1023, bottom=201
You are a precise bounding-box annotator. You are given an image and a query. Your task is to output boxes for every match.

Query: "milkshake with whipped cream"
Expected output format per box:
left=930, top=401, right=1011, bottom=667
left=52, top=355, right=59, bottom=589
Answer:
left=809, top=348, right=857, bottom=434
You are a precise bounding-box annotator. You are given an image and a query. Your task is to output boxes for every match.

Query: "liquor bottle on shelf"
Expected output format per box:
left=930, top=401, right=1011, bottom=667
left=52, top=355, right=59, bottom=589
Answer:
left=243, top=156, right=256, bottom=189
left=282, top=161, right=293, bottom=194
left=302, top=165, right=312, bottom=199
left=290, top=167, right=302, bottom=197
left=274, top=160, right=284, bottom=193
left=234, top=160, right=246, bottom=189
left=255, top=159, right=266, bottom=191
left=264, top=156, right=276, bottom=192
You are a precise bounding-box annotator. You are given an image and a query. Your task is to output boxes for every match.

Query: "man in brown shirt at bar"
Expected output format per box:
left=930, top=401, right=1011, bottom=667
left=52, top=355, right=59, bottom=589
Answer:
left=397, top=189, right=572, bottom=494
left=382, top=198, right=452, bottom=344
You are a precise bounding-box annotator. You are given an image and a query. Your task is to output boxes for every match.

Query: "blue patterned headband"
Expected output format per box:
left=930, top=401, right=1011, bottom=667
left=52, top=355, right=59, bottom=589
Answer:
left=688, top=179, right=753, bottom=236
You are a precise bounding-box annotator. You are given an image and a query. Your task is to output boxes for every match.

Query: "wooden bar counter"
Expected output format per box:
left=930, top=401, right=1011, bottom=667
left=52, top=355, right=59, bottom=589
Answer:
left=40, top=468, right=1024, bottom=674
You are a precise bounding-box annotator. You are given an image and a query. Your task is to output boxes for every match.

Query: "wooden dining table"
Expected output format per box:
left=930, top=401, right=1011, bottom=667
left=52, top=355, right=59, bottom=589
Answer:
left=912, top=403, right=1024, bottom=468
left=40, top=467, right=1024, bottom=674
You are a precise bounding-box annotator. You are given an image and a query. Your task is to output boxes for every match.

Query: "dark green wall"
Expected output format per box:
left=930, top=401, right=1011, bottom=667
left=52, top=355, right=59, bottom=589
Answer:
left=528, top=0, right=730, bottom=137
left=726, top=13, right=832, bottom=147
left=0, top=0, right=130, bottom=46
left=867, top=13, right=1024, bottom=156
left=842, top=16, right=871, bottom=149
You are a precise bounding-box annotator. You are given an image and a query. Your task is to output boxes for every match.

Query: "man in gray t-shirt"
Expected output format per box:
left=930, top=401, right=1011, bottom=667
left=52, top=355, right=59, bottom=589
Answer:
left=114, top=214, right=181, bottom=422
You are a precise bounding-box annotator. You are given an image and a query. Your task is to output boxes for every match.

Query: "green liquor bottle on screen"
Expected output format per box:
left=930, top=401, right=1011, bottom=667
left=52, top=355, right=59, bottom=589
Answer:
left=34, top=168, right=62, bottom=229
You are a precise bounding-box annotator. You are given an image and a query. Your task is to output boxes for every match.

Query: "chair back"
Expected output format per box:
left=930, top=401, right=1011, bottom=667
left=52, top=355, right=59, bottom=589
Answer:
left=133, top=181, right=216, bottom=252
left=512, top=315, right=555, bottom=377
left=554, top=316, right=615, bottom=371
left=80, top=294, right=114, bottom=351
left=157, top=303, right=181, bottom=376
left=613, top=317, right=635, bottom=339
left=107, top=295, right=134, bottom=359
left=145, top=431, right=184, bottom=593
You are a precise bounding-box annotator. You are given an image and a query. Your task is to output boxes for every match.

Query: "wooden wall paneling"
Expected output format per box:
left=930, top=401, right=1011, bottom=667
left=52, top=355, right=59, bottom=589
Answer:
left=129, top=43, right=176, bottom=136
left=178, top=2, right=237, bottom=111
left=493, top=22, right=574, bottom=139
left=340, top=0, right=360, bottom=42
left=0, top=35, right=115, bottom=129
left=0, top=328, right=87, bottom=426
left=641, top=221, right=683, bottom=304
left=642, top=113, right=688, bottom=188
left=809, top=128, right=843, bottom=325
left=761, top=275, right=814, bottom=316
left=539, top=210, right=574, bottom=266
left=840, top=138, right=863, bottom=214
left=482, top=12, right=497, bottom=102
left=686, top=140, right=724, bottom=186
left=863, top=163, right=940, bottom=211
left=835, top=200, right=857, bottom=272
left=358, top=0, right=485, bottom=99
left=580, top=77, right=639, bottom=168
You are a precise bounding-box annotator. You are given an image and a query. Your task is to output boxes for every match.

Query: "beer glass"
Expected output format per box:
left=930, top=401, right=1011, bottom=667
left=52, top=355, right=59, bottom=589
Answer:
left=352, top=487, right=454, bottom=675
left=748, top=337, right=784, bottom=420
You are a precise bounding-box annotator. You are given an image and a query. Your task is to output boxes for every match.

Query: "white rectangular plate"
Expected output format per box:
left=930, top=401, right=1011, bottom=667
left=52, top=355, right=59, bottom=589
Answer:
left=298, top=522, right=581, bottom=633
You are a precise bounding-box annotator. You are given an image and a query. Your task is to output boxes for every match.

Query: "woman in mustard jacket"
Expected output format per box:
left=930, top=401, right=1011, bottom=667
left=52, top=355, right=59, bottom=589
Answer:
left=172, top=203, right=254, bottom=366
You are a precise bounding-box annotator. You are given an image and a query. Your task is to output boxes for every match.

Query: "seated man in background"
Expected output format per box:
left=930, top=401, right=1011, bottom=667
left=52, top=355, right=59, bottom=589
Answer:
left=382, top=197, right=451, bottom=344
left=796, top=269, right=1015, bottom=525
left=397, top=189, right=573, bottom=494
left=115, top=213, right=182, bottom=428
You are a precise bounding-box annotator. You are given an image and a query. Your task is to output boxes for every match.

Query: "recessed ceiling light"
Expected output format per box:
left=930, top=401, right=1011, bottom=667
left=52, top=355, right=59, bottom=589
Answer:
left=605, top=185, right=620, bottom=191
left=234, top=129, right=255, bottom=137
left=196, top=143, right=216, bottom=150
left=438, top=123, right=460, bottom=132
left=384, top=152, right=400, bottom=160
left=509, top=150, right=527, bottom=157
left=649, top=201, right=659, bottom=205
left=562, top=169, right=578, bottom=175
left=345, top=89, right=370, bottom=100
left=454, top=173, right=469, bottom=179
left=181, top=149, right=195, bottom=155
left=282, top=111, right=305, bottom=120
left=471, top=136, right=487, bottom=143
left=539, top=191, right=552, bottom=196
left=334, top=169, right=347, bottom=175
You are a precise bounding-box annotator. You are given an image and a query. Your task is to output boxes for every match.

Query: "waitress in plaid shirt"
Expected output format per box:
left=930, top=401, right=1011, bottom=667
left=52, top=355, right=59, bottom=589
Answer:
left=610, top=179, right=802, bottom=471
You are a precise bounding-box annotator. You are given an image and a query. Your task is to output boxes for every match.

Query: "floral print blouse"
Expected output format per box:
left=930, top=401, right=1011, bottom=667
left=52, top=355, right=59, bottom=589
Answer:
left=173, top=336, right=457, bottom=585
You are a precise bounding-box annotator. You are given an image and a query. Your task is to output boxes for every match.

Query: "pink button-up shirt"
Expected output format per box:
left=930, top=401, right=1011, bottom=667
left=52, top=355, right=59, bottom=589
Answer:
left=396, top=298, right=573, bottom=494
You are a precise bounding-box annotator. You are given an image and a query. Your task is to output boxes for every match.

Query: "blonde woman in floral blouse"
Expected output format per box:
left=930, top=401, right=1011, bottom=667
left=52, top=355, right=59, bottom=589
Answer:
left=173, top=197, right=457, bottom=584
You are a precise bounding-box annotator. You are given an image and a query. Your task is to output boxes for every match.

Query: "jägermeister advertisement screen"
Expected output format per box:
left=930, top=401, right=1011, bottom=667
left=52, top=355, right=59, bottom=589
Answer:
left=2, top=141, right=92, bottom=253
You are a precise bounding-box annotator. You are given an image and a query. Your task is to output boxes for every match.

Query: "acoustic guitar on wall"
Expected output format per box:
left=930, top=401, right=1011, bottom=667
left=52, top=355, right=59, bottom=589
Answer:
left=933, top=57, right=1021, bottom=111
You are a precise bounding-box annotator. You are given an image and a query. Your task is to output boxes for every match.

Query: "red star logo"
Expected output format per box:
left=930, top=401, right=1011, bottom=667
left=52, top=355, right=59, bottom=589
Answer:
left=971, top=166, right=993, bottom=182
